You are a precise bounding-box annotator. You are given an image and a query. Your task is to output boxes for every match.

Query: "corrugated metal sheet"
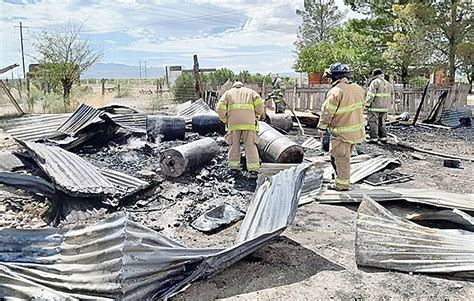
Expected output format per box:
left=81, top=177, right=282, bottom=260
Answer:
left=19, top=140, right=116, bottom=197
left=407, top=209, right=474, bottom=232
left=98, top=104, right=142, bottom=115
left=350, top=156, right=401, bottom=184
left=0, top=171, right=56, bottom=196
left=3, top=114, right=70, bottom=141
left=0, top=164, right=308, bottom=299
left=440, top=106, right=472, bottom=127
left=176, top=99, right=217, bottom=123
left=108, top=113, right=147, bottom=133
left=356, top=195, right=474, bottom=276
left=301, top=137, right=321, bottom=150
left=57, top=103, right=103, bottom=136
left=100, top=169, right=149, bottom=197
left=315, top=186, right=474, bottom=211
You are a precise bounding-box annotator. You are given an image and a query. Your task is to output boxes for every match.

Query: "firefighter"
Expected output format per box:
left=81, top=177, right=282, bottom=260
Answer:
left=317, top=63, right=366, bottom=191
left=270, top=76, right=286, bottom=114
left=217, top=81, right=265, bottom=179
left=365, top=68, right=392, bottom=143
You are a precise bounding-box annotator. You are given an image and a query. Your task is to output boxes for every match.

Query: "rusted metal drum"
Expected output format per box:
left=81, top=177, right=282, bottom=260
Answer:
left=192, top=114, right=225, bottom=136
left=258, top=122, right=304, bottom=163
left=266, top=113, right=293, bottom=132
left=147, top=115, right=185, bottom=142
left=160, top=137, right=219, bottom=177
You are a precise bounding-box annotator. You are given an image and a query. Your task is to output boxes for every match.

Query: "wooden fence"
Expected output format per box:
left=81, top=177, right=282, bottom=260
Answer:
left=208, top=83, right=470, bottom=117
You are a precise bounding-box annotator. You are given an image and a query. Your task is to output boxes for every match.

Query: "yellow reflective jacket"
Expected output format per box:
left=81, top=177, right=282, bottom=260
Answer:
left=216, top=82, right=265, bottom=131
left=365, top=75, right=392, bottom=112
left=318, top=78, right=366, bottom=144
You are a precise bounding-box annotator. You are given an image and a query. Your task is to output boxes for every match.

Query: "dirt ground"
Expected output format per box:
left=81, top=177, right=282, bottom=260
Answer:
left=175, top=123, right=474, bottom=300
left=0, top=95, right=473, bottom=299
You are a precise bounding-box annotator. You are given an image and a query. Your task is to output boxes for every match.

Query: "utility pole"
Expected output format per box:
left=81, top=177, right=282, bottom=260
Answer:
left=19, top=22, right=26, bottom=79
left=139, top=61, right=142, bottom=79
left=144, top=61, right=147, bottom=79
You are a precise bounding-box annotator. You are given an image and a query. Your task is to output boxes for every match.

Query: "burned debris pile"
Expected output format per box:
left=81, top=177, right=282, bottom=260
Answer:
left=0, top=98, right=473, bottom=298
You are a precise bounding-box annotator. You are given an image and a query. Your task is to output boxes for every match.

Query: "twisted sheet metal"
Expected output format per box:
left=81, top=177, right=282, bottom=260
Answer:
left=301, top=137, right=321, bottom=150
left=316, top=187, right=474, bottom=211
left=440, top=106, right=472, bottom=128
left=57, top=103, right=104, bottom=135
left=0, top=164, right=309, bottom=299
left=356, top=195, right=474, bottom=276
left=3, top=114, right=70, bottom=141
left=108, top=113, right=147, bottom=133
left=350, top=156, right=401, bottom=184
left=176, top=99, right=217, bottom=123
left=100, top=169, right=149, bottom=197
left=19, top=140, right=116, bottom=197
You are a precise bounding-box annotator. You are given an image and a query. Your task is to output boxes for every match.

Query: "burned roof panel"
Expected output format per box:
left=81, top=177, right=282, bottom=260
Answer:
left=315, top=187, right=474, bottom=211
left=0, top=164, right=308, bottom=299
left=440, top=106, right=472, bottom=128
left=176, top=99, right=217, bottom=123
left=18, top=140, right=115, bottom=197
left=3, top=114, right=69, bottom=141
left=100, top=169, right=149, bottom=197
left=350, top=156, right=401, bottom=184
left=301, top=137, right=321, bottom=150
left=356, top=195, right=474, bottom=275
left=57, top=103, right=104, bottom=135
left=108, top=113, right=147, bottom=133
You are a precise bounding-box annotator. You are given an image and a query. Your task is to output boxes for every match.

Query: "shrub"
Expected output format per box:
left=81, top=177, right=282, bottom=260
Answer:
left=148, top=94, right=167, bottom=111
left=173, top=73, right=196, bottom=103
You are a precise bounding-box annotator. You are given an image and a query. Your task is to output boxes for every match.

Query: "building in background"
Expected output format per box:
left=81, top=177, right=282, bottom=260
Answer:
left=166, top=65, right=183, bottom=87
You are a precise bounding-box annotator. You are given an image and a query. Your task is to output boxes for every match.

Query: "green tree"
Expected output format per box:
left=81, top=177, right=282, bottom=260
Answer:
left=383, top=4, right=432, bottom=85
left=294, top=26, right=386, bottom=82
left=34, top=24, right=102, bottom=108
left=202, top=68, right=235, bottom=87
left=457, top=41, right=474, bottom=89
left=420, top=0, right=472, bottom=83
left=173, top=73, right=195, bottom=103
left=295, top=0, right=345, bottom=49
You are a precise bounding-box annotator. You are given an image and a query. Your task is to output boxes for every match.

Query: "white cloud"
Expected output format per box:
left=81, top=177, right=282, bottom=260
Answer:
left=0, top=0, right=358, bottom=75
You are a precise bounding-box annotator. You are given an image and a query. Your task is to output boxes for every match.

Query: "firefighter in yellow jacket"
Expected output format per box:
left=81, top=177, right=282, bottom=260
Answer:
left=365, top=68, right=392, bottom=143
left=318, top=63, right=366, bottom=191
left=217, top=81, right=265, bottom=178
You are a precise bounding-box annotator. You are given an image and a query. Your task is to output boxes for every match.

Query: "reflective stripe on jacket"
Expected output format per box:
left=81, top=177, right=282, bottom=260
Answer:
left=365, top=75, right=391, bottom=112
left=318, top=78, right=366, bottom=144
left=216, top=82, right=265, bottom=132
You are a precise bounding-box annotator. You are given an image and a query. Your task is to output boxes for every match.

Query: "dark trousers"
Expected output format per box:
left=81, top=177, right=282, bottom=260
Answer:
left=367, top=111, right=388, bottom=142
left=275, top=101, right=286, bottom=114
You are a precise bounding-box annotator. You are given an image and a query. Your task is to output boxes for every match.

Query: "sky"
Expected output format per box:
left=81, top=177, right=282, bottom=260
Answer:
left=0, top=0, right=361, bottom=78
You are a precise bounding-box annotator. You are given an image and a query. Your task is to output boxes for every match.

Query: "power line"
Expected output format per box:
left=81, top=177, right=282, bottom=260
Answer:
left=80, top=2, right=290, bottom=34
left=14, top=22, right=28, bottom=79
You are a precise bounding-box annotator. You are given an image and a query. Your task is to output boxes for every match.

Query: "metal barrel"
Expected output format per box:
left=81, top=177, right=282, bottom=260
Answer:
left=146, top=115, right=185, bottom=142
left=266, top=113, right=293, bottom=132
left=191, top=114, right=224, bottom=136
left=160, top=137, right=219, bottom=177
left=258, top=122, right=304, bottom=163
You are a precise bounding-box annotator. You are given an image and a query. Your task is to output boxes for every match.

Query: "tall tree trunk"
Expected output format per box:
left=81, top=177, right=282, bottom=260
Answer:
left=447, top=0, right=457, bottom=84
left=62, top=80, right=72, bottom=109
left=401, top=66, right=409, bottom=87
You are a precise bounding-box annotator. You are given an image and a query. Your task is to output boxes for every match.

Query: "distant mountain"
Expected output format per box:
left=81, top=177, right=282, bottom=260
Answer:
left=280, top=71, right=300, bottom=78
left=82, top=63, right=165, bottom=79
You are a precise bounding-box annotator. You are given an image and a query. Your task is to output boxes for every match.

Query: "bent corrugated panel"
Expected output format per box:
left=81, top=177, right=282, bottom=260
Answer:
left=356, top=195, right=474, bottom=275
left=3, top=114, right=70, bottom=141
left=18, top=140, right=116, bottom=197
left=57, top=103, right=104, bottom=136
left=0, top=165, right=308, bottom=299
left=177, top=99, right=217, bottom=123
left=100, top=169, right=149, bottom=197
